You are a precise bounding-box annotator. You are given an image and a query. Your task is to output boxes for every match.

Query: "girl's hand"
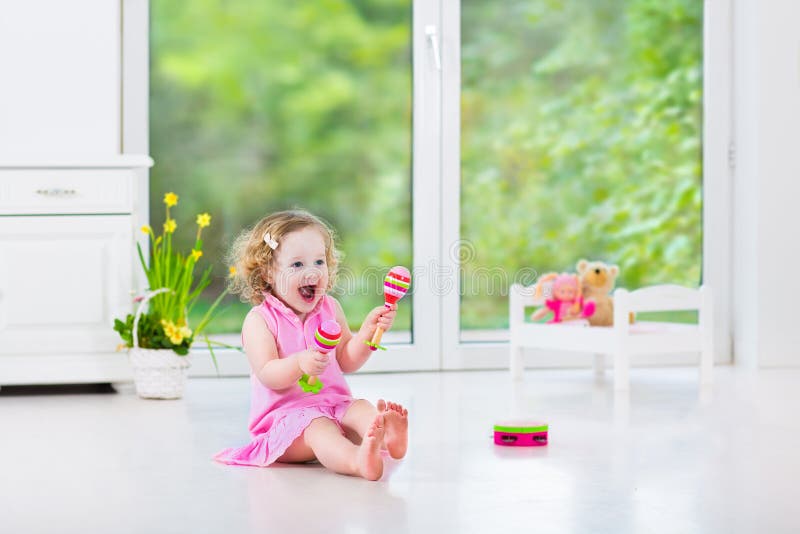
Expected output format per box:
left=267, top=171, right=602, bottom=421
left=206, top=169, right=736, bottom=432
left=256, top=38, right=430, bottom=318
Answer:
left=361, top=304, right=397, bottom=336
left=296, top=349, right=329, bottom=376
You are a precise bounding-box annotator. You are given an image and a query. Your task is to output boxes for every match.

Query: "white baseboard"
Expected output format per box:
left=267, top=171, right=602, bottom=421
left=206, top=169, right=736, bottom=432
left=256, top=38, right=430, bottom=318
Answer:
left=0, top=343, right=735, bottom=385
left=0, top=353, right=132, bottom=386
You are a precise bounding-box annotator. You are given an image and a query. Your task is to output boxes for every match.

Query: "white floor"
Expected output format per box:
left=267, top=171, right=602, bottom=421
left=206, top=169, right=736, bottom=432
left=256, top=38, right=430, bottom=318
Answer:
left=2, top=366, right=800, bottom=534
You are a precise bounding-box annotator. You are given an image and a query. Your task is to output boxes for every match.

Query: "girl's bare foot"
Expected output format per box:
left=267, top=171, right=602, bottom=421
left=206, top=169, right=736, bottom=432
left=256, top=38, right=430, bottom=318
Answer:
left=377, top=399, right=409, bottom=459
left=356, top=414, right=385, bottom=481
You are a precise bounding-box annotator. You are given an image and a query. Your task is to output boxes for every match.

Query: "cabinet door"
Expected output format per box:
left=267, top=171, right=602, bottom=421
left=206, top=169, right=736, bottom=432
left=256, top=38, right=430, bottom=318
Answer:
left=0, top=216, right=132, bottom=354
left=0, top=0, right=120, bottom=158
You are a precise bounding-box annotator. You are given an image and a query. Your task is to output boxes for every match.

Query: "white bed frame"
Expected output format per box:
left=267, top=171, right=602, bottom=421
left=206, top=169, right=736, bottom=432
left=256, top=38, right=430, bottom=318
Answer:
left=509, top=284, right=714, bottom=390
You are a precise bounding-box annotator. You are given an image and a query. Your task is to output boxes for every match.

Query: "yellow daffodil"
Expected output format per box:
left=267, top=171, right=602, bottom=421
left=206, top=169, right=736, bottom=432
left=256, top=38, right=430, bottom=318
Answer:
left=114, top=191, right=230, bottom=353
left=177, top=323, right=192, bottom=343
left=161, top=320, right=179, bottom=343
left=169, top=332, right=183, bottom=344
left=161, top=319, right=192, bottom=345
left=229, top=266, right=237, bottom=278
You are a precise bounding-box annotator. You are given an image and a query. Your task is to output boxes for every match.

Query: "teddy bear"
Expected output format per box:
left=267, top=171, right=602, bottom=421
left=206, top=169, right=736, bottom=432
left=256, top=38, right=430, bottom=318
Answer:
left=576, top=259, right=619, bottom=326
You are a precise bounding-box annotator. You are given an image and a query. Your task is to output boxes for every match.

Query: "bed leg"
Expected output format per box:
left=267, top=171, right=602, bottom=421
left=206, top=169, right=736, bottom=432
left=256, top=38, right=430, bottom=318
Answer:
left=613, top=350, right=630, bottom=391
left=510, top=344, right=524, bottom=381
left=699, top=347, right=713, bottom=387
left=593, top=353, right=605, bottom=381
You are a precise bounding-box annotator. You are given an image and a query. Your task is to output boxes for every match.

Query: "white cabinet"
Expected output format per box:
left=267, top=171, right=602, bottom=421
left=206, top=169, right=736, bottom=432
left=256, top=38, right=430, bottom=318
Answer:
left=0, top=0, right=121, bottom=159
left=0, top=169, right=134, bottom=215
left=0, top=1, right=152, bottom=385
left=0, top=214, right=132, bottom=355
left=0, top=165, right=149, bottom=385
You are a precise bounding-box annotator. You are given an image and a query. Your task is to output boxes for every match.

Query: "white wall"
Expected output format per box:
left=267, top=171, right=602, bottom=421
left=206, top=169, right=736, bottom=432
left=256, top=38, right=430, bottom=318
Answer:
left=733, top=0, right=800, bottom=367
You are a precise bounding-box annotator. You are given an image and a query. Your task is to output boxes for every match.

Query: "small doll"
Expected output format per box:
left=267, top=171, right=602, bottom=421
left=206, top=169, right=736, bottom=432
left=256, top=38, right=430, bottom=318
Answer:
left=531, top=273, right=596, bottom=324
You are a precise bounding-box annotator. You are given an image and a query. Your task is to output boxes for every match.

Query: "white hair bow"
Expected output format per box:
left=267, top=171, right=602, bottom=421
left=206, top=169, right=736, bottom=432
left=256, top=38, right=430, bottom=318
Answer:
left=263, top=232, right=278, bottom=250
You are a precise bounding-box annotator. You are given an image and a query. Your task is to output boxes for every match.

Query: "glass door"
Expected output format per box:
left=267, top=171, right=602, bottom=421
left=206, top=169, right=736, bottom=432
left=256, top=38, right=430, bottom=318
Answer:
left=148, top=0, right=729, bottom=372
left=150, top=0, right=441, bottom=371
left=443, top=0, right=721, bottom=368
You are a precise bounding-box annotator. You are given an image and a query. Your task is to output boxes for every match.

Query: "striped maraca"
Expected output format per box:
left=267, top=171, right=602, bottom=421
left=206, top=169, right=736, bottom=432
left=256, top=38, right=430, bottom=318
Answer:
left=365, top=266, right=411, bottom=351
left=298, top=320, right=341, bottom=394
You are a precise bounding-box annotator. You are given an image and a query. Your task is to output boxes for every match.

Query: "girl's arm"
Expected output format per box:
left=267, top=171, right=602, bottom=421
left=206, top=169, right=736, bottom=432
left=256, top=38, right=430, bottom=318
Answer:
left=331, top=297, right=396, bottom=373
left=242, top=310, right=327, bottom=390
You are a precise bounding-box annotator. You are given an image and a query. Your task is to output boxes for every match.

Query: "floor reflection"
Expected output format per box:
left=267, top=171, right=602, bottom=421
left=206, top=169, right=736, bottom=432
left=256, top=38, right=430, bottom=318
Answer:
left=245, top=461, right=408, bottom=533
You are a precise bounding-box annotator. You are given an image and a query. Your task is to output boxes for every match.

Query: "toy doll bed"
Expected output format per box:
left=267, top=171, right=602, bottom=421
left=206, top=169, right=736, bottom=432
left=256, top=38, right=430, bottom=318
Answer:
left=508, top=283, right=714, bottom=391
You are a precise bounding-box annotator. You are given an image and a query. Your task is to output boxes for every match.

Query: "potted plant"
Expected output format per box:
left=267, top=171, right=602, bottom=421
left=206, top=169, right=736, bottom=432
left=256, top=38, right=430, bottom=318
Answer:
left=114, top=192, right=230, bottom=399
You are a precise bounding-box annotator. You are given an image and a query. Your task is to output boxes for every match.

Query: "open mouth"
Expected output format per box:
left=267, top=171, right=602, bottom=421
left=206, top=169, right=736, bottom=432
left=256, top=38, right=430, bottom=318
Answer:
left=298, top=285, right=317, bottom=303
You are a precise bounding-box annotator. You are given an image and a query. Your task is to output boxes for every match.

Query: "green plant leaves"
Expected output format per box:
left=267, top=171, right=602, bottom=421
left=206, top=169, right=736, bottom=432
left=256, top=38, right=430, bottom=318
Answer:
left=113, top=313, right=192, bottom=355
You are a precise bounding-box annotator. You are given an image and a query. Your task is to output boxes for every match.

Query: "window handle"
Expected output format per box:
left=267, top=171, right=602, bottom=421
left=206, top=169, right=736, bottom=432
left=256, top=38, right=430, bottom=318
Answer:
left=425, top=25, right=441, bottom=71
left=36, top=188, right=77, bottom=197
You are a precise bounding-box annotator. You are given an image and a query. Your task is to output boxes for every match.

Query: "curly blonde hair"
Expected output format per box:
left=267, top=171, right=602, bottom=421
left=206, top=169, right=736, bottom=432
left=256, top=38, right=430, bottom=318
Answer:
left=227, top=209, right=341, bottom=305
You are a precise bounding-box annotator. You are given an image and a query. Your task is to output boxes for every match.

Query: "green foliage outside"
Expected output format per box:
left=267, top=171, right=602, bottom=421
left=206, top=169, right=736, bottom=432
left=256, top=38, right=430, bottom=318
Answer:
left=189, top=296, right=251, bottom=335
left=150, top=0, right=702, bottom=336
left=150, top=0, right=413, bottom=334
left=461, top=0, right=703, bottom=329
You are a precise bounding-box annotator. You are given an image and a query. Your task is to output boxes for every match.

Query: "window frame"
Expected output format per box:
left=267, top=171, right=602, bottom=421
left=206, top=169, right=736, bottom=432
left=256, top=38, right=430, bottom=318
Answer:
left=131, top=0, right=732, bottom=373
left=439, top=0, right=732, bottom=369
left=133, top=0, right=443, bottom=374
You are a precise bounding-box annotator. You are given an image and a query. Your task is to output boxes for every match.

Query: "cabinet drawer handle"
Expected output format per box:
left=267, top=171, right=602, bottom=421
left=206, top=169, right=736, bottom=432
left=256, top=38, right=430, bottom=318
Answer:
left=35, top=188, right=77, bottom=197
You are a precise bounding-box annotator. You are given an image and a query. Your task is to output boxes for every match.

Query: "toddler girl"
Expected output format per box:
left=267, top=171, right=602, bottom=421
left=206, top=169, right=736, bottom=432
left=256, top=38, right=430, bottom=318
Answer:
left=214, top=209, right=408, bottom=480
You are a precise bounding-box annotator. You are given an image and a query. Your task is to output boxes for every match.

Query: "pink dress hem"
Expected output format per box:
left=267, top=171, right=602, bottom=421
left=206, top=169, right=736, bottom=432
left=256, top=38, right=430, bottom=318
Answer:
left=214, top=402, right=352, bottom=467
left=213, top=293, right=355, bottom=468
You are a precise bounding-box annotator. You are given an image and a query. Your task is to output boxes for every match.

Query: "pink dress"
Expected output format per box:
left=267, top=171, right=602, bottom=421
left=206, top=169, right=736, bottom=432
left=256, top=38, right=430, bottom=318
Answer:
left=214, top=293, right=354, bottom=467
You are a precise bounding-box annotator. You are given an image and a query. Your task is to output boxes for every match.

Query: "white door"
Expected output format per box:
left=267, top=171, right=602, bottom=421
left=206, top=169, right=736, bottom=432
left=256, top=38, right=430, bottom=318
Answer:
left=144, top=1, right=730, bottom=373
left=0, top=215, right=132, bottom=354
left=148, top=1, right=442, bottom=372
left=440, top=0, right=730, bottom=369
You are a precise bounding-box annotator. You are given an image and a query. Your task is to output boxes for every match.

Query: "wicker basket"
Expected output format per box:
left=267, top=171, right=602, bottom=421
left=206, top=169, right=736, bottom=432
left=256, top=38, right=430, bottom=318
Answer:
left=129, top=288, right=191, bottom=399
left=129, top=348, right=190, bottom=399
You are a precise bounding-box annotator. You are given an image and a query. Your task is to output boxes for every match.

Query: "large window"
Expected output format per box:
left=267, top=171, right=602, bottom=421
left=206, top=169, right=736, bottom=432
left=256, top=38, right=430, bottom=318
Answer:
left=149, top=1, right=724, bottom=370
left=150, top=1, right=413, bottom=341
left=459, top=0, right=704, bottom=339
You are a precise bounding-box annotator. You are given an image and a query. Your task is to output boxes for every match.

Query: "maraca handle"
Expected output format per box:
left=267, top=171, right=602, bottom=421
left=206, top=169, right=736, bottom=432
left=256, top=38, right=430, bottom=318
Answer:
left=364, top=326, right=389, bottom=351
left=370, top=325, right=385, bottom=347
left=305, top=348, right=327, bottom=387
